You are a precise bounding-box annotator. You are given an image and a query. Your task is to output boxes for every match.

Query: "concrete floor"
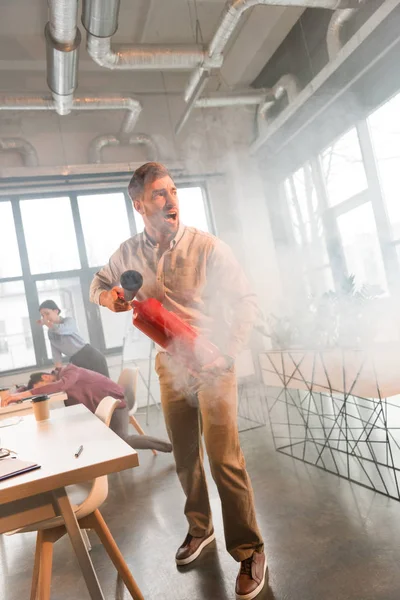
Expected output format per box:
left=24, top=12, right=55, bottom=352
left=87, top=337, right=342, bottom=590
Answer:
left=2, top=403, right=400, bottom=600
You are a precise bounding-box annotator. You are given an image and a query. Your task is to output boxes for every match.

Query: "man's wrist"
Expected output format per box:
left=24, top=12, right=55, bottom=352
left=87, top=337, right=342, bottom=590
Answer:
left=99, top=291, right=108, bottom=307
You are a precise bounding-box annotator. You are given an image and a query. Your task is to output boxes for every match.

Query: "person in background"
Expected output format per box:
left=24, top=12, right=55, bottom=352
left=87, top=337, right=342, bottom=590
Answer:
left=38, top=299, right=109, bottom=377
left=89, top=162, right=266, bottom=600
left=3, top=364, right=172, bottom=453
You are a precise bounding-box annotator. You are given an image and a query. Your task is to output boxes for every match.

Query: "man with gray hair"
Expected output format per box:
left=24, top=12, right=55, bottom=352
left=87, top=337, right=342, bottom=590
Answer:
left=90, top=162, right=266, bottom=599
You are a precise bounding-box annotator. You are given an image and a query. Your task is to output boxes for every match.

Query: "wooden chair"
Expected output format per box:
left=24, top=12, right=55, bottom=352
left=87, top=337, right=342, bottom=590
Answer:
left=118, top=368, right=157, bottom=456
left=6, top=397, right=144, bottom=600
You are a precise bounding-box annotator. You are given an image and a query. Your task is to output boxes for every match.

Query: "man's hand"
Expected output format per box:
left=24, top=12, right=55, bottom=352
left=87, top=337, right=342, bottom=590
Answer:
left=99, top=287, right=132, bottom=313
left=54, top=362, right=63, bottom=370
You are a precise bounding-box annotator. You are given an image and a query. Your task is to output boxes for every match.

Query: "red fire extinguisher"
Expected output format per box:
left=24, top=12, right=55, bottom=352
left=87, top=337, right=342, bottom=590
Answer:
left=113, top=270, right=221, bottom=371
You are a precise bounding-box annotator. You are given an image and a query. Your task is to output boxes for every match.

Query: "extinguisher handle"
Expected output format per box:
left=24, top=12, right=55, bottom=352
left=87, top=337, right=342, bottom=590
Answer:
left=111, top=287, right=133, bottom=308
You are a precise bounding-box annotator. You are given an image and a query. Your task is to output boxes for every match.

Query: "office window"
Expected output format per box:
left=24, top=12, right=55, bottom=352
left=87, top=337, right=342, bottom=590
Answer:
left=99, top=307, right=130, bottom=350
left=321, top=128, right=368, bottom=207
left=78, top=192, right=131, bottom=267
left=36, top=277, right=89, bottom=361
left=285, top=164, right=329, bottom=262
left=133, top=186, right=210, bottom=234
left=0, top=320, right=8, bottom=354
left=0, top=201, right=22, bottom=278
left=0, top=180, right=214, bottom=372
left=337, top=203, right=386, bottom=293
left=22, top=317, right=33, bottom=350
left=0, top=281, right=35, bottom=370
left=20, top=197, right=80, bottom=274
left=178, top=187, right=210, bottom=232
left=368, top=93, right=400, bottom=240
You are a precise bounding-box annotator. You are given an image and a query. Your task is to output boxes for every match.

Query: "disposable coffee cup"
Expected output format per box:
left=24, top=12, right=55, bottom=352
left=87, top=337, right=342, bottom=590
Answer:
left=31, top=395, right=50, bottom=421
left=0, top=387, right=10, bottom=407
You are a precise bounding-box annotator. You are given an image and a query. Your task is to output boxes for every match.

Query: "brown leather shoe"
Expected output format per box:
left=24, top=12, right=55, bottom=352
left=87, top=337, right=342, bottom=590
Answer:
left=175, top=531, right=215, bottom=566
left=235, top=551, right=267, bottom=600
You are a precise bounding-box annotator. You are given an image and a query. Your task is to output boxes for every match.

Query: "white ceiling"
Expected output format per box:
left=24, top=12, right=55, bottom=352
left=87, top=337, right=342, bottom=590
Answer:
left=0, top=0, right=303, bottom=95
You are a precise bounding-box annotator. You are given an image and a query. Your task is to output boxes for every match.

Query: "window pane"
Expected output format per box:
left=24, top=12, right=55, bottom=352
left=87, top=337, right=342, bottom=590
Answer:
left=0, top=280, right=35, bottom=370
left=178, top=187, right=209, bottom=232
left=99, top=306, right=130, bottom=349
left=133, top=186, right=209, bottom=234
left=284, top=164, right=328, bottom=266
left=78, top=193, right=131, bottom=267
left=368, top=93, right=400, bottom=240
left=306, top=266, right=335, bottom=298
left=337, top=203, right=386, bottom=293
left=20, top=197, right=80, bottom=274
left=322, top=128, right=368, bottom=206
left=0, top=201, right=22, bottom=277
left=36, top=277, right=89, bottom=361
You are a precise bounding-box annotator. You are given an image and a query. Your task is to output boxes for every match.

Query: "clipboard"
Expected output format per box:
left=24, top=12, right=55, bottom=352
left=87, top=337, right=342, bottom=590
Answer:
left=0, top=458, right=41, bottom=482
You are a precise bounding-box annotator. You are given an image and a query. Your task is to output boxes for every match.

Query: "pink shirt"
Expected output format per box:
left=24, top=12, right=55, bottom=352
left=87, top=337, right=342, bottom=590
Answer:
left=33, top=364, right=126, bottom=413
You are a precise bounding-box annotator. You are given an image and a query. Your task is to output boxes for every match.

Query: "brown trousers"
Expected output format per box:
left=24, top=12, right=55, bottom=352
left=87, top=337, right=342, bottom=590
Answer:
left=155, top=352, right=264, bottom=562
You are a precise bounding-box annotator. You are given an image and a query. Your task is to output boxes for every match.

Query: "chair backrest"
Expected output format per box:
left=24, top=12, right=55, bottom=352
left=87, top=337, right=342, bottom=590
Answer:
left=117, top=368, right=139, bottom=413
left=75, top=396, right=122, bottom=519
left=95, top=396, right=121, bottom=427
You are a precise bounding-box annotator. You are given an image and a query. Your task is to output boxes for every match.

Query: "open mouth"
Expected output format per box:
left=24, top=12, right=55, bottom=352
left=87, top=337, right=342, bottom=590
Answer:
left=164, top=211, right=178, bottom=222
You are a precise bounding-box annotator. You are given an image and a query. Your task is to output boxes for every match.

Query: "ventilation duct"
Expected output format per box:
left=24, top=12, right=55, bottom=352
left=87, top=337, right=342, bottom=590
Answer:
left=83, top=0, right=221, bottom=71
left=327, top=8, right=359, bottom=59
left=89, top=134, right=158, bottom=163
left=194, top=90, right=274, bottom=108
left=258, top=74, right=300, bottom=119
left=82, top=0, right=120, bottom=38
left=175, top=70, right=211, bottom=135
left=0, top=95, right=142, bottom=135
left=0, top=138, right=39, bottom=167
left=86, top=37, right=221, bottom=71
left=177, top=0, right=365, bottom=133
left=46, top=0, right=81, bottom=115
left=251, top=0, right=399, bottom=154
left=187, top=77, right=297, bottom=132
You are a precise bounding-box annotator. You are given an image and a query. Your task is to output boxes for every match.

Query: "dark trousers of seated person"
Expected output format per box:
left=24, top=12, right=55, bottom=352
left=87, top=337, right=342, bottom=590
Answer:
left=155, top=351, right=264, bottom=562
left=70, top=344, right=110, bottom=377
left=110, top=405, right=172, bottom=452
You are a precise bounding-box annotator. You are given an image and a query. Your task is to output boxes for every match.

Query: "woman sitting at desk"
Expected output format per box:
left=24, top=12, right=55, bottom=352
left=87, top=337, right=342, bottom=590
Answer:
left=3, top=364, right=172, bottom=453
left=38, top=299, right=109, bottom=377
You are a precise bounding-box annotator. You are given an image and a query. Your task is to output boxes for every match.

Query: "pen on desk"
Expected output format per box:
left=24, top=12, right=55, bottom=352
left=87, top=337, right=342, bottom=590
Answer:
left=75, top=445, right=83, bottom=458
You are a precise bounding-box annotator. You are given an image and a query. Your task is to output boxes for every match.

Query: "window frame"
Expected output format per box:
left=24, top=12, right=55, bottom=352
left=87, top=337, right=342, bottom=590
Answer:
left=277, top=114, right=400, bottom=301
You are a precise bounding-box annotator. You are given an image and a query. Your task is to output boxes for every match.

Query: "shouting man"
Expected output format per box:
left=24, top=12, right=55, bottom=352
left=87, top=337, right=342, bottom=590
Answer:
left=90, top=162, right=266, bottom=599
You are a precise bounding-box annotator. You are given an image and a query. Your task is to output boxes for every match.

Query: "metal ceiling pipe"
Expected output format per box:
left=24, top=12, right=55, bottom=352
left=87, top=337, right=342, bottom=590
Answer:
left=207, top=0, right=363, bottom=61
left=89, top=133, right=159, bottom=163
left=181, top=0, right=362, bottom=131
left=258, top=74, right=300, bottom=119
left=49, top=0, right=78, bottom=43
left=327, top=8, right=358, bottom=59
left=175, top=70, right=210, bottom=135
left=0, top=138, right=39, bottom=167
left=72, top=97, right=142, bottom=133
left=86, top=35, right=219, bottom=70
left=83, top=0, right=222, bottom=70
left=82, top=0, right=120, bottom=38
left=0, top=95, right=142, bottom=135
left=184, top=67, right=211, bottom=103
left=194, top=90, right=274, bottom=108
left=46, top=0, right=81, bottom=116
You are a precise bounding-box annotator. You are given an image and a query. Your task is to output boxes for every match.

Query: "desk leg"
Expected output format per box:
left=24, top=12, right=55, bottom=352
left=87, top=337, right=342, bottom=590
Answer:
left=52, top=488, right=105, bottom=600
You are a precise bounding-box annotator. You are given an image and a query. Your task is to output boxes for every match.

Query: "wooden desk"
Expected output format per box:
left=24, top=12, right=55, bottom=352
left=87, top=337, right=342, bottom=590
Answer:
left=0, top=392, right=68, bottom=422
left=0, top=405, right=139, bottom=599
